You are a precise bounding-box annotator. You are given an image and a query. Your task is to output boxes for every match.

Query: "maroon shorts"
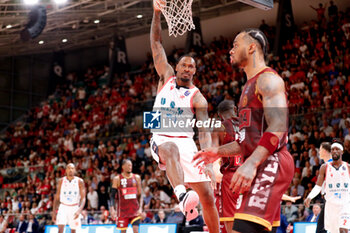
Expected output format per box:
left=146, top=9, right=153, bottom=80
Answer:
left=234, top=149, right=294, bottom=231
left=215, top=171, right=240, bottom=221
left=116, top=216, right=140, bottom=230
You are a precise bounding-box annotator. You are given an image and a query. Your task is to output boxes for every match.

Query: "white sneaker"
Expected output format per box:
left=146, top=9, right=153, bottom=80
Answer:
left=179, top=190, right=199, bottom=221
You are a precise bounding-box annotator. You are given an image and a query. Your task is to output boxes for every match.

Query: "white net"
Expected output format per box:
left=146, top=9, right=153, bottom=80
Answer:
left=157, top=0, right=195, bottom=37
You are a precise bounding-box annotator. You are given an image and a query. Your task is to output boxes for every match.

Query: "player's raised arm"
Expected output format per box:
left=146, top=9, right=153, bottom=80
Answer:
left=150, top=1, right=174, bottom=87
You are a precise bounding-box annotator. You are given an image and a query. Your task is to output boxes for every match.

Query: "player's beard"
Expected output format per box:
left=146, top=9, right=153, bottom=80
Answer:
left=332, top=153, right=341, bottom=161
left=231, top=50, right=248, bottom=68
left=179, top=77, right=191, bottom=83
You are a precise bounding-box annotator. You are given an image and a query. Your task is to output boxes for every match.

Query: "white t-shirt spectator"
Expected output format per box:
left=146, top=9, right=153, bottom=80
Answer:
left=290, top=82, right=305, bottom=90
left=77, top=88, right=86, bottom=100
left=87, top=190, right=99, bottom=210
left=159, top=190, right=171, bottom=204
left=63, top=137, right=74, bottom=152
left=282, top=69, right=291, bottom=78
left=144, top=146, right=152, bottom=158
left=339, top=118, right=350, bottom=130
left=320, top=125, right=333, bottom=137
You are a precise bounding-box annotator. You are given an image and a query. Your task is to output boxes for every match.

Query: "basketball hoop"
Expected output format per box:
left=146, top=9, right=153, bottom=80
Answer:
left=155, top=0, right=195, bottom=37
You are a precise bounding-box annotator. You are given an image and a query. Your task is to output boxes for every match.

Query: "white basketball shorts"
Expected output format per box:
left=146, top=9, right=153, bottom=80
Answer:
left=150, top=134, right=210, bottom=183
left=325, top=201, right=350, bottom=232
left=56, top=204, right=81, bottom=229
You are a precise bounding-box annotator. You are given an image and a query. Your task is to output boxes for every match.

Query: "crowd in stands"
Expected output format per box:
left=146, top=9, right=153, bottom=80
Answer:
left=0, top=2, right=350, bottom=233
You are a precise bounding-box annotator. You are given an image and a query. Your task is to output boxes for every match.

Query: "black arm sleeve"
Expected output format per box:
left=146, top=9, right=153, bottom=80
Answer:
left=111, top=188, right=117, bottom=207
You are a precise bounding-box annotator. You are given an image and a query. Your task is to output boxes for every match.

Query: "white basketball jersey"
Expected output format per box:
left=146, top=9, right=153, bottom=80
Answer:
left=152, top=76, right=199, bottom=137
left=60, top=176, right=81, bottom=205
left=324, top=162, right=350, bottom=205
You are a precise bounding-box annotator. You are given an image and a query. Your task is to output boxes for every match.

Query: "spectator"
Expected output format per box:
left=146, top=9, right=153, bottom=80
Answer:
left=290, top=178, right=305, bottom=197
left=87, top=186, right=99, bottom=210
left=305, top=203, right=321, bottom=222
left=154, top=210, right=167, bottom=223
left=328, top=1, right=338, bottom=19
left=0, top=215, right=8, bottom=233
left=97, top=186, right=109, bottom=210
left=283, top=201, right=299, bottom=223
left=15, top=215, right=27, bottom=233
left=25, top=214, right=38, bottom=233
left=166, top=205, right=184, bottom=224
left=277, top=212, right=289, bottom=233
left=140, top=211, right=152, bottom=224
left=81, top=210, right=94, bottom=225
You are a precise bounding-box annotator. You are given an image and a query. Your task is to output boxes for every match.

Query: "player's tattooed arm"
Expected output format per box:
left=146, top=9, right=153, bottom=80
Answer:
left=193, top=92, right=212, bottom=150
left=258, top=73, right=288, bottom=139
left=217, top=141, right=241, bottom=157
left=245, top=72, right=287, bottom=168
left=150, top=10, right=174, bottom=88
left=78, top=179, right=86, bottom=211
left=74, top=179, right=86, bottom=219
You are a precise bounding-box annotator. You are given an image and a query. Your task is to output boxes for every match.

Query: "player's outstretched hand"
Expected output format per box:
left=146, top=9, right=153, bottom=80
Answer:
left=304, top=198, right=311, bottom=208
left=229, top=161, right=257, bottom=194
left=153, top=0, right=165, bottom=11
left=193, top=147, right=220, bottom=166
left=282, top=194, right=301, bottom=203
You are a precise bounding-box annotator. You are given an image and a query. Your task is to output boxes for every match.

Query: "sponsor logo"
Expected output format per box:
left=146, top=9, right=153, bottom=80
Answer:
left=143, top=111, right=161, bottom=129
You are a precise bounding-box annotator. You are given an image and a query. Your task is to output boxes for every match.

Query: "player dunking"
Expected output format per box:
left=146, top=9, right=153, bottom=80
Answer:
left=194, top=28, right=294, bottom=233
left=110, top=159, right=143, bottom=233
left=52, top=163, right=86, bottom=233
left=212, top=100, right=241, bottom=233
left=305, top=140, right=350, bottom=233
left=149, top=2, right=219, bottom=232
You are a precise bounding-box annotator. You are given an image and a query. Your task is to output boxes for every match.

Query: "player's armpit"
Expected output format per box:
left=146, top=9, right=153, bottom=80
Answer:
left=150, top=11, right=174, bottom=86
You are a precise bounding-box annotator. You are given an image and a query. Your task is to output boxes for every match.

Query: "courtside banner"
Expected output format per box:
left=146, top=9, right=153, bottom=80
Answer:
left=45, top=224, right=177, bottom=233
left=293, top=222, right=317, bottom=233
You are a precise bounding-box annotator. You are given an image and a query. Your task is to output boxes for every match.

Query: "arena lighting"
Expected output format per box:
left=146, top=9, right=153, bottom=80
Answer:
left=6, top=25, right=12, bottom=29
left=54, top=0, right=67, bottom=4
left=23, top=0, right=39, bottom=5
left=94, top=19, right=100, bottom=24
left=136, top=14, right=143, bottom=18
left=38, top=40, right=44, bottom=44
left=62, top=38, right=67, bottom=43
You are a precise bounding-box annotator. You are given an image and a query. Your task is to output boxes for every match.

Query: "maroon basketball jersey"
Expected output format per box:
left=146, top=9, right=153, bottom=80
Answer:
left=237, top=67, right=288, bottom=159
left=220, top=117, right=241, bottom=174
left=117, top=174, right=139, bottom=218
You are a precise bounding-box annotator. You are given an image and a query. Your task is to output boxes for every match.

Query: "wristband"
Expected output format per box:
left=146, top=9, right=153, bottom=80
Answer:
left=307, top=185, right=322, bottom=200
left=258, top=132, right=279, bottom=155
